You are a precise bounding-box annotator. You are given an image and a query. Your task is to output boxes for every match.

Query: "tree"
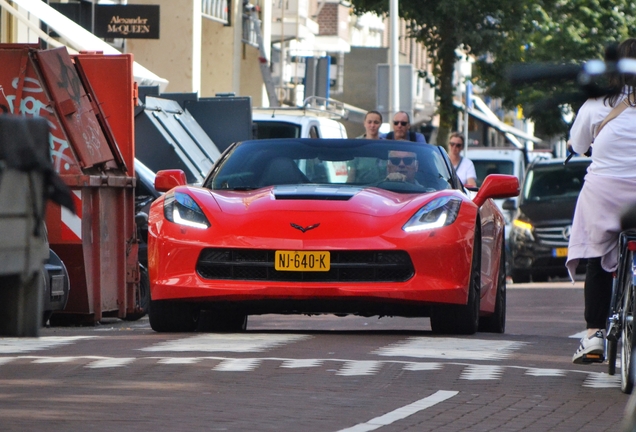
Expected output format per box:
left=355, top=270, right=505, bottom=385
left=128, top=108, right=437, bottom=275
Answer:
left=350, top=0, right=526, bottom=147
left=476, top=0, right=636, bottom=138
left=350, top=0, right=636, bottom=144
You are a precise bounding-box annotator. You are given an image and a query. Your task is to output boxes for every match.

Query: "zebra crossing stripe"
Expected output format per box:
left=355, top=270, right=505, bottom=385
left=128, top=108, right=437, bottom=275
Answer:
left=0, top=336, right=95, bottom=354
left=140, top=334, right=311, bottom=353
left=460, top=365, right=503, bottom=380
left=157, top=357, right=202, bottom=365
left=280, top=359, right=323, bottom=368
left=403, top=362, right=442, bottom=371
left=525, top=368, right=566, bottom=377
left=86, top=358, right=136, bottom=368
left=213, top=358, right=261, bottom=371
left=373, top=337, right=525, bottom=361
left=337, top=361, right=382, bottom=376
left=583, top=372, right=621, bottom=388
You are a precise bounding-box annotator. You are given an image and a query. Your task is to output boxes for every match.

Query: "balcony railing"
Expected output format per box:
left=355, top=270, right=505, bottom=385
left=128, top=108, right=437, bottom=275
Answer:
left=242, top=12, right=260, bottom=47
left=202, top=0, right=229, bottom=25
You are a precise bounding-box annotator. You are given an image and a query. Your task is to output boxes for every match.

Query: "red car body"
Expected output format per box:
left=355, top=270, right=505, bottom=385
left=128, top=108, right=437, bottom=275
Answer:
left=147, top=139, right=519, bottom=334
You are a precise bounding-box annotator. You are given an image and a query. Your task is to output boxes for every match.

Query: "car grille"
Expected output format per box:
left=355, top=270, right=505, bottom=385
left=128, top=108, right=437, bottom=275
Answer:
left=534, top=225, right=570, bottom=247
left=196, top=249, right=414, bottom=282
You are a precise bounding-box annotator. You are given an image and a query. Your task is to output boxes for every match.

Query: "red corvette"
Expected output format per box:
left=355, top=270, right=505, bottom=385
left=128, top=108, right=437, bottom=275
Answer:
left=147, top=139, right=519, bottom=334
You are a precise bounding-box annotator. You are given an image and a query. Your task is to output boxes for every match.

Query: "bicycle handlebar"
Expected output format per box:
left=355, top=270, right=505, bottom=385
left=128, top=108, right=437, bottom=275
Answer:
left=563, top=145, right=592, bottom=165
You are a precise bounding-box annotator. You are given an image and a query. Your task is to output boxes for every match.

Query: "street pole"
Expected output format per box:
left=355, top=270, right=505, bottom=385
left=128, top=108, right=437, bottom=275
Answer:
left=464, top=81, right=472, bottom=157
left=389, top=0, right=400, bottom=120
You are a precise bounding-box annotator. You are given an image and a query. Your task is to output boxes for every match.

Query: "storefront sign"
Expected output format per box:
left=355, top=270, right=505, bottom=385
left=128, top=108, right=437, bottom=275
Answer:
left=94, top=5, right=160, bottom=39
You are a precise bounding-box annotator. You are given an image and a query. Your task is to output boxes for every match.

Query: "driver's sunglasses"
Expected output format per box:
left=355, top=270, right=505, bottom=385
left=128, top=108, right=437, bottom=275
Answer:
left=393, top=121, right=409, bottom=126
left=389, top=157, right=416, bottom=166
left=449, top=141, right=464, bottom=149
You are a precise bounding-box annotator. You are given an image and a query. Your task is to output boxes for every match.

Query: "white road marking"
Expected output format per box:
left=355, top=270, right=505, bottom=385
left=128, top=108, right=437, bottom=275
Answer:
left=402, top=362, right=442, bottom=371
left=373, top=337, right=526, bottom=360
left=525, top=368, right=566, bottom=377
left=139, top=334, right=311, bottom=353
left=0, top=336, right=95, bottom=353
left=569, top=330, right=587, bottom=339
left=337, top=361, right=382, bottom=376
left=31, top=357, right=76, bottom=364
left=213, top=358, right=261, bottom=371
left=583, top=372, right=621, bottom=388
left=460, top=365, right=503, bottom=380
left=280, top=359, right=323, bottom=368
left=86, top=358, right=136, bottom=368
left=0, top=354, right=622, bottom=388
left=157, top=357, right=202, bottom=365
left=336, top=390, right=459, bottom=432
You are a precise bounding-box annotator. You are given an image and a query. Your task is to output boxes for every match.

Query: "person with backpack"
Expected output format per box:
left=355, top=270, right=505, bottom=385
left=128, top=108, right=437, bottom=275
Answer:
left=385, top=111, right=426, bottom=143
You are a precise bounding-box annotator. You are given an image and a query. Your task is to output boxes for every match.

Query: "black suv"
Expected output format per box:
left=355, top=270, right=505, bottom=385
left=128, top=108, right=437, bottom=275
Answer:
left=507, top=157, right=591, bottom=282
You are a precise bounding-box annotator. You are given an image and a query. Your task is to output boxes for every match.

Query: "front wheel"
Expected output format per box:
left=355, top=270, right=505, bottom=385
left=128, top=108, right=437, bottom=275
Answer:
left=479, top=237, right=506, bottom=333
left=621, top=248, right=636, bottom=394
left=431, top=227, right=481, bottom=335
left=149, top=298, right=199, bottom=332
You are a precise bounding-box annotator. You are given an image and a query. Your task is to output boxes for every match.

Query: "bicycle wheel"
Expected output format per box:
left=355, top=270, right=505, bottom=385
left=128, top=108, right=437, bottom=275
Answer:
left=621, top=246, right=636, bottom=394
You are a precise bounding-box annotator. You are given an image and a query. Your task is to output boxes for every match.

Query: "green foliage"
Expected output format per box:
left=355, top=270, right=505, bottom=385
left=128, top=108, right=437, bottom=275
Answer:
left=350, top=0, right=636, bottom=140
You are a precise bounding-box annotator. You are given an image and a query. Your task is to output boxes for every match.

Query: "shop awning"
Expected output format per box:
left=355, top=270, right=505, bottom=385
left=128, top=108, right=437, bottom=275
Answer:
left=2, top=0, right=169, bottom=91
left=454, top=97, right=542, bottom=148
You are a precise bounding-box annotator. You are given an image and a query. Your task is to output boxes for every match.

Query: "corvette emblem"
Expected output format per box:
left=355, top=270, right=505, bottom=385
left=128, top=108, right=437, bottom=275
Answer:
left=290, top=223, right=320, bottom=233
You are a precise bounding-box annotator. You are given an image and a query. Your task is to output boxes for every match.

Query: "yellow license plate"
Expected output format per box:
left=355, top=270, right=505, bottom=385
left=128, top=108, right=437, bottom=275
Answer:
left=275, top=250, right=330, bottom=271
left=553, top=247, right=568, bottom=258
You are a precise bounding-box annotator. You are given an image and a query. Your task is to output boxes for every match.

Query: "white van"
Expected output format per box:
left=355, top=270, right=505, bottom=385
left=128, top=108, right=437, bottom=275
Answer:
left=467, top=147, right=528, bottom=276
left=252, top=109, right=348, bottom=139
left=252, top=104, right=349, bottom=182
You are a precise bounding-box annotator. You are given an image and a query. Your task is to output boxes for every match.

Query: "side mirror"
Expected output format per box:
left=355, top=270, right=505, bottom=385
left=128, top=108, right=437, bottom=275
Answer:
left=502, top=198, right=517, bottom=211
left=155, top=169, right=187, bottom=192
left=473, top=174, right=520, bottom=207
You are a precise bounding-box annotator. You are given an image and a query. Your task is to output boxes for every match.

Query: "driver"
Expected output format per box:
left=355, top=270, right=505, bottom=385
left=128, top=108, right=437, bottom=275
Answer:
left=386, top=150, right=419, bottom=184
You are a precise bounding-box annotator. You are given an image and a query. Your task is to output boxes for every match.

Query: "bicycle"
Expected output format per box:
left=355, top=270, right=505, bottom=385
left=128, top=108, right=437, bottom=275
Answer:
left=607, top=204, right=636, bottom=394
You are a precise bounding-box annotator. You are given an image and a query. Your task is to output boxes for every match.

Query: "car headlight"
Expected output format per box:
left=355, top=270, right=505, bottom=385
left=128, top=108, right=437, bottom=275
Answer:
left=403, top=196, right=462, bottom=232
left=512, top=219, right=534, bottom=240
left=163, top=192, right=210, bottom=229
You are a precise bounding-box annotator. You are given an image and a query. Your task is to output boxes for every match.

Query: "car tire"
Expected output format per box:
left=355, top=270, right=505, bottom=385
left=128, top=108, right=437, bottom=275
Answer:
left=198, top=310, right=248, bottom=332
left=149, top=298, right=199, bottom=332
left=531, top=273, right=548, bottom=283
left=511, top=269, right=530, bottom=283
left=124, top=264, right=151, bottom=321
left=479, top=238, right=506, bottom=333
left=430, top=226, right=481, bottom=335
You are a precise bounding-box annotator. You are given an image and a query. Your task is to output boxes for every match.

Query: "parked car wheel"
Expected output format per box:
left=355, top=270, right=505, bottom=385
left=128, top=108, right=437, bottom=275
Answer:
left=512, top=269, right=531, bottom=284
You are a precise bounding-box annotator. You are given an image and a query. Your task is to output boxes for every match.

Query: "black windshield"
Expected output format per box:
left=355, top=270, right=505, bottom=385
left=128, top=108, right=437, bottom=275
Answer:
left=203, top=139, right=455, bottom=194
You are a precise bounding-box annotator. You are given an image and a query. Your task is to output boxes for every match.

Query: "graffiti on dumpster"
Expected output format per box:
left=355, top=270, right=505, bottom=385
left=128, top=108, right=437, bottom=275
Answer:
left=55, top=53, right=103, bottom=159
left=0, top=78, right=76, bottom=173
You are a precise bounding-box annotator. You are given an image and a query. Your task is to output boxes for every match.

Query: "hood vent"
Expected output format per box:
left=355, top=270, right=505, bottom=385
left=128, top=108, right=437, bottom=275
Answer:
left=274, top=185, right=362, bottom=201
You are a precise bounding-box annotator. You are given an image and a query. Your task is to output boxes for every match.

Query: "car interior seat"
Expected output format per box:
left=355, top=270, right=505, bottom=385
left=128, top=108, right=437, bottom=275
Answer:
left=259, top=157, right=309, bottom=187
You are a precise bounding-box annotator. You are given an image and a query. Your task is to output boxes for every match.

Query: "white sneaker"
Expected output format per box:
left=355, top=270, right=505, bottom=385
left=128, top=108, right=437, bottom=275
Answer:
left=572, top=330, right=605, bottom=364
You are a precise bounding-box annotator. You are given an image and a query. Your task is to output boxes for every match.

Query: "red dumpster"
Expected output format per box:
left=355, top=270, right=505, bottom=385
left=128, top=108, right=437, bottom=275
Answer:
left=0, top=44, right=144, bottom=324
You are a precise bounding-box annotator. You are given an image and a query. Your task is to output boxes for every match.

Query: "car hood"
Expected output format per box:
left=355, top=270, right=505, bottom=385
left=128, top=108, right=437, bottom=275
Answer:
left=209, top=185, right=429, bottom=217
left=518, top=198, right=577, bottom=226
